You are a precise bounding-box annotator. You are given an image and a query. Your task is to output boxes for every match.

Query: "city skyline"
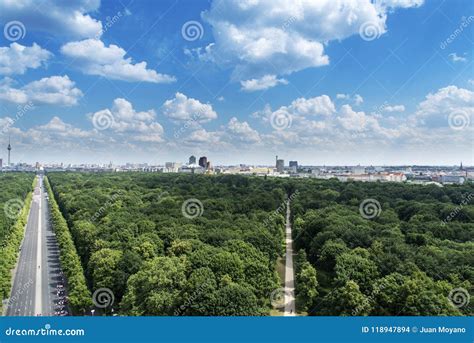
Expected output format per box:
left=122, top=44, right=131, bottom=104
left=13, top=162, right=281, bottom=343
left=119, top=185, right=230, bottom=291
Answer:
left=1, top=138, right=472, bottom=169
left=0, top=1, right=473, bottom=165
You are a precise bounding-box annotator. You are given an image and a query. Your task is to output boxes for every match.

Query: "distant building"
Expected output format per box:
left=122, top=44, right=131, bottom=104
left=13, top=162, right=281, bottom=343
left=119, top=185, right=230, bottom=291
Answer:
left=352, top=165, right=365, bottom=174
left=0, top=158, right=2, bottom=169
left=164, top=162, right=182, bottom=173
left=289, top=161, right=298, bottom=168
left=199, top=156, right=208, bottom=168
left=440, top=175, right=465, bottom=185
left=189, top=155, right=196, bottom=165
left=180, top=164, right=203, bottom=174
left=276, top=157, right=284, bottom=173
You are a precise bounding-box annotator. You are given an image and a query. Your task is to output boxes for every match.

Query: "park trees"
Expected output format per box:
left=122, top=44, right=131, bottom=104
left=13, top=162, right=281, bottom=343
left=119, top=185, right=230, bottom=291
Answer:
left=46, top=172, right=473, bottom=316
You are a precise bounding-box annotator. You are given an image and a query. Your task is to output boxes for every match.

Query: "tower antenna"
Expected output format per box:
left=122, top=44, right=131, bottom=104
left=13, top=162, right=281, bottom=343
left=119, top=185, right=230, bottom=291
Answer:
left=7, top=134, right=11, bottom=166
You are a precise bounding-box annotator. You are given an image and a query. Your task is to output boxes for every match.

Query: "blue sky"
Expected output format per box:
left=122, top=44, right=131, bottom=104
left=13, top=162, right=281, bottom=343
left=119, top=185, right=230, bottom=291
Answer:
left=0, top=0, right=472, bottom=166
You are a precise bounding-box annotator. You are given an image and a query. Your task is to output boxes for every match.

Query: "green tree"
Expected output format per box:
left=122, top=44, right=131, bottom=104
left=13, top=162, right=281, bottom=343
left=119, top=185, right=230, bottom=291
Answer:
left=121, top=256, right=187, bottom=315
left=295, top=261, right=318, bottom=312
left=208, top=283, right=263, bottom=316
left=324, top=280, right=372, bottom=316
left=88, top=248, right=124, bottom=298
left=335, top=249, right=379, bottom=291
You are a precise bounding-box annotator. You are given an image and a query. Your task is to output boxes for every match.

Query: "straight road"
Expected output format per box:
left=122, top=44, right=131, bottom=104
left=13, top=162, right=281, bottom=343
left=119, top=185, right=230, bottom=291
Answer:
left=284, top=199, right=296, bottom=316
left=6, top=175, right=67, bottom=316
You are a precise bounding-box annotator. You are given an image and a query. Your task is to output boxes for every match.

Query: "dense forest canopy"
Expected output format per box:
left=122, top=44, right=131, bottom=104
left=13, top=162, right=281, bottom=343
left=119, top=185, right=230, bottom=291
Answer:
left=290, top=178, right=473, bottom=316
left=0, top=172, right=35, bottom=310
left=46, top=172, right=473, bottom=316
left=0, top=173, right=34, bottom=244
left=47, top=173, right=287, bottom=315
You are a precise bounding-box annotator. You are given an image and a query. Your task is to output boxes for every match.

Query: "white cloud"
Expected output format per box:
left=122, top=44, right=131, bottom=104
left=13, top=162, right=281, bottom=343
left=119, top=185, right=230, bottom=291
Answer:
left=0, top=43, right=52, bottom=75
left=89, top=98, right=165, bottom=142
left=0, top=78, right=28, bottom=103
left=162, top=92, right=218, bottom=123
left=185, top=129, right=222, bottom=145
left=202, top=0, right=423, bottom=79
left=226, top=117, right=261, bottom=143
left=336, top=93, right=363, bottom=105
left=3, top=116, right=101, bottom=155
left=176, top=117, right=261, bottom=150
left=61, top=39, right=176, bottom=83
left=0, top=0, right=103, bottom=39
left=354, top=94, right=364, bottom=106
left=278, top=95, right=336, bottom=117
left=383, top=104, right=405, bottom=112
left=240, top=74, right=288, bottom=91
left=337, top=104, right=378, bottom=131
left=448, top=53, right=467, bottom=63
left=378, top=0, right=424, bottom=8
left=414, top=85, right=474, bottom=126
left=0, top=75, right=82, bottom=106
left=336, top=93, right=350, bottom=100
left=254, top=94, right=402, bottom=147
left=37, top=116, right=93, bottom=138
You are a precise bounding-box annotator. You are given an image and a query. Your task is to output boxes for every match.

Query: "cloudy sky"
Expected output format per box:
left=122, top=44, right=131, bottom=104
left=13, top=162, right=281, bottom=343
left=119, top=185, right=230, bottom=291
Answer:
left=0, top=0, right=472, bottom=166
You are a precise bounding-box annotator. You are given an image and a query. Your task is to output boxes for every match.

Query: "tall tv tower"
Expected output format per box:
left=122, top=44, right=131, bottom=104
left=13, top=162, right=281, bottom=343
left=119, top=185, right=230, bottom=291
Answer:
left=7, top=135, right=11, bottom=166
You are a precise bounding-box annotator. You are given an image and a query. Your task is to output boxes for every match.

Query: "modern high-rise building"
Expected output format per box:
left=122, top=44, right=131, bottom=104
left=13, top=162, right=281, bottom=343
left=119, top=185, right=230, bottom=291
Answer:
left=276, top=155, right=284, bottom=173
left=189, top=155, right=196, bottom=165
left=289, top=161, right=298, bottom=168
left=199, top=156, right=208, bottom=168
left=0, top=158, right=2, bottom=169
